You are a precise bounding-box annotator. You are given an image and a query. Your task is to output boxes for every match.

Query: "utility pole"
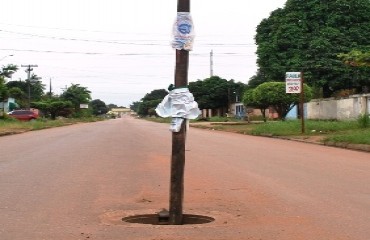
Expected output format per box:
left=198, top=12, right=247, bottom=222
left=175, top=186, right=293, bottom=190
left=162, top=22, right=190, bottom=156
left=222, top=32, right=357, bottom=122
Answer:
left=21, top=64, right=38, bottom=109
left=210, top=50, right=214, bottom=77
left=169, top=0, right=190, bottom=225
left=49, top=78, right=52, bottom=97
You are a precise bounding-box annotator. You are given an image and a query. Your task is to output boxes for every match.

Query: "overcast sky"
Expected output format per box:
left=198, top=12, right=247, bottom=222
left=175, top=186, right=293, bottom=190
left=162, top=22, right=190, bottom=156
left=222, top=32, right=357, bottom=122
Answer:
left=0, top=0, right=286, bottom=107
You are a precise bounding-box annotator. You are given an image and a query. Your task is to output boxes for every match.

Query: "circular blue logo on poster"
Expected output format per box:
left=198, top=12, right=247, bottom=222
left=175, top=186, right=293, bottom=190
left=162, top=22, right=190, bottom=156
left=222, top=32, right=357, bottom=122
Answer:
left=178, top=23, right=192, bottom=34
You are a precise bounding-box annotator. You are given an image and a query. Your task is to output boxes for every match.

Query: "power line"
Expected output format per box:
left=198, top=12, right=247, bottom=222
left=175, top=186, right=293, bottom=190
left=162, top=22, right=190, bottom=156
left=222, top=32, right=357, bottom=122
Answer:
left=0, top=29, right=168, bottom=46
left=0, top=29, right=257, bottom=47
left=0, top=48, right=256, bottom=57
left=0, top=22, right=258, bottom=45
left=0, top=22, right=181, bottom=37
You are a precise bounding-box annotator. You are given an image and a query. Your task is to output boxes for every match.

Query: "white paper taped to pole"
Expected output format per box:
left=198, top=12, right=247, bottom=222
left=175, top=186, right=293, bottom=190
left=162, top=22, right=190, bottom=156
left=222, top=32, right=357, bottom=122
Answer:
left=155, top=88, right=201, bottom=132
left=171, top=12, right=195, bottom=51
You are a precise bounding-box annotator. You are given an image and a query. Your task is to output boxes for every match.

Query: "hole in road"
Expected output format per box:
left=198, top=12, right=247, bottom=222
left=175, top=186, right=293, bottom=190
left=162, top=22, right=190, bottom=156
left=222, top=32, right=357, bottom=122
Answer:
left=122, top=214, right=215, bottom=225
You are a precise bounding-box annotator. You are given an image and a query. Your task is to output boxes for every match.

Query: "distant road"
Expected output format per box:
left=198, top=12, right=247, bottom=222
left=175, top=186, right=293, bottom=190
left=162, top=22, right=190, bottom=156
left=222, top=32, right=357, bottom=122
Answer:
left=0, top=116, right=369, bottom=240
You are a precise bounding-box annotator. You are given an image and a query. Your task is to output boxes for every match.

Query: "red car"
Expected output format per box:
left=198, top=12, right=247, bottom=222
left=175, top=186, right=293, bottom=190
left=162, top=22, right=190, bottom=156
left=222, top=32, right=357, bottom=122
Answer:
left=8, top=110, right=39, bottom=121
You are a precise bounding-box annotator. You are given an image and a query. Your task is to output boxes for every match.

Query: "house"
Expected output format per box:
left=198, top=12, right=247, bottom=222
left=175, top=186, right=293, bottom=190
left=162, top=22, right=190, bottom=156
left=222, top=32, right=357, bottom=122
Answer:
left=0, top=98, right=17, bottom=113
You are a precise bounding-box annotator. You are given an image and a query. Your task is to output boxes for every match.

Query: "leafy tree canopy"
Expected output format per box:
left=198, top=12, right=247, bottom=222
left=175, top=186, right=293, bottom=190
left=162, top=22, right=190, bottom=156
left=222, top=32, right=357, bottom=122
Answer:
left=242, top=89, right=270, bottom=121
left=250, top=82, right=313, bottom=120
left=89, top=99, right=109, bottom=116
left=130, top=101, right=141, bottom=112
left=32, top=97, right=73, bottom=119
left=142, top=89, right=168, bottom=102
left=0, top=64, right=19, bottom=102
left=133, top=89, right=168, bottom=116
left=338, top=50, right=370, bottom=67
left=255, top=0, right=370, bottom=97
left=6, top=79, right=45, bottom=107
left=107, top=103, right=118, bottom=109
left=188, top=76, right=246, bottom=109
left=137, top=99, right=162, bottom=116
left=60, top=84, right=91, bottom=112
left=0, top=64, right=18, bottom=79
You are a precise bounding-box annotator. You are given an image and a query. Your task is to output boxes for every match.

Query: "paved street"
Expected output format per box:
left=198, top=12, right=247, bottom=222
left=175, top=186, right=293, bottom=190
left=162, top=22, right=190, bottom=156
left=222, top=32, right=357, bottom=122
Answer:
left=0, top=116, right=370, bottom=240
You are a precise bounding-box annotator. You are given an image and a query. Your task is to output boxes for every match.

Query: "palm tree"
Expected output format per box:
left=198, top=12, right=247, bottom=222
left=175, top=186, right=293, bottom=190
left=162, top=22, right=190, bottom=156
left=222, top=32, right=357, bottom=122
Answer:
left=0, top=64, right=18, bottom=79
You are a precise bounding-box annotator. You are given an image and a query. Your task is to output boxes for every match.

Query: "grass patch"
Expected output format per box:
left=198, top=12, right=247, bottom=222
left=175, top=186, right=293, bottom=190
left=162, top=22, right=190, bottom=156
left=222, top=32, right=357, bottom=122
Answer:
left=249, top=120, right=360, bottom=136
left=250, top=121, right=300, bottom=136
left=324, top=129, right=370, bottom=145
left=0, top=117, right=104, bottom=135
left=190, top=119, right=369, bottom=146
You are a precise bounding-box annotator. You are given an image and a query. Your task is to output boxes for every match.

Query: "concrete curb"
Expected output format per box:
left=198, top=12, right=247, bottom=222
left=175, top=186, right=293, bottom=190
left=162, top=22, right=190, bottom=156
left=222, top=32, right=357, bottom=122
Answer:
left=272, top=136, right=370, bottom=153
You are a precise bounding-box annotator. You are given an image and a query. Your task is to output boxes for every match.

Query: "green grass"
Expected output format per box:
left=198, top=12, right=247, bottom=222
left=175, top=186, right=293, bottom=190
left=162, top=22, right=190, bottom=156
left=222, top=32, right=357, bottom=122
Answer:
left=249, top=120, right=360, bottom=136
left=0, top=117, right=104, bottom=134
left=324, top=129, right=370, bottom=145
left=189, top=118, right=370, bottom=146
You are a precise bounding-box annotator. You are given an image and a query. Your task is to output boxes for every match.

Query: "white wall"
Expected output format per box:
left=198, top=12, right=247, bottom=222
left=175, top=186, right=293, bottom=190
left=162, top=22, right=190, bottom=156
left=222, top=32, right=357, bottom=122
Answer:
left=306, top=94, right=370, bottom=120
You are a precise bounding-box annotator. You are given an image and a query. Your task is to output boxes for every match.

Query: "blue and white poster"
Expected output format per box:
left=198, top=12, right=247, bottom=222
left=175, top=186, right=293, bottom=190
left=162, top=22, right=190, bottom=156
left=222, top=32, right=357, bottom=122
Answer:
left=171, top=12, right=195, bottom=51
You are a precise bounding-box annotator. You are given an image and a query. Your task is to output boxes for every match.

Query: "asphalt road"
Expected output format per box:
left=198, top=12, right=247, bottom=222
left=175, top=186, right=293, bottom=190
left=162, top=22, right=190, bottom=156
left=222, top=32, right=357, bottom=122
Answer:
left=0, top=116, right=369, bottom=240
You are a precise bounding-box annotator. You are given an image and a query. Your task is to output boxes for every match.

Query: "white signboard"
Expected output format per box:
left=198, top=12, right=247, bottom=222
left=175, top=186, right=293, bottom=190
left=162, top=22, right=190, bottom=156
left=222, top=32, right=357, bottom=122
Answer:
left=80, top=104, right=89, bottom=109
left=286, top=72, right=301, bottom=93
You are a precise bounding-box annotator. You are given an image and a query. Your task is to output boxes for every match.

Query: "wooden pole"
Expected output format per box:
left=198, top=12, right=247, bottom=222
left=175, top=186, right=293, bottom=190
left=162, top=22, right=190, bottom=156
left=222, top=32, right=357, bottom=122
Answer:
left=300, top=72, right=305, bottom=134
left=169, top=0, right=190, bottom=225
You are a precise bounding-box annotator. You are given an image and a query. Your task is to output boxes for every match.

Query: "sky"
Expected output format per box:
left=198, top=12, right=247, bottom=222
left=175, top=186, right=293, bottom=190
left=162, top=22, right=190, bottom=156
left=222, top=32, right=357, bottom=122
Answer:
left=0, top=0, right=287, bottom=107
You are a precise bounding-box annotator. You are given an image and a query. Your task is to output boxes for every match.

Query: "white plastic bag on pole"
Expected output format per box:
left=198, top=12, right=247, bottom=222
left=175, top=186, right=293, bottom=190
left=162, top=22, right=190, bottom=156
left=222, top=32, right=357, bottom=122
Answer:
left=155, top=88, right=201, bottom=132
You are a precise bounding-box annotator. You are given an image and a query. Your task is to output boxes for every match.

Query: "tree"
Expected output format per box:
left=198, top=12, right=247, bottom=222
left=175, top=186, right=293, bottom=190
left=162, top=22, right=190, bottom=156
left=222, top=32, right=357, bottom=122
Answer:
left=6, top=79, right=45, bottom=107
left=89, top=99, right=108, bottom=116
left=137, top=99, right=162, bottom=116
left=107, top=103, right=118, bottom=110
left=339, top=50, right=370, bottom=67
left=252, top=82, right=312, bottom=120
left=0, top=64, right=18, bottom=79
left=32, top=98, right=73, bottom=120
left=130, top=101, right=141, bottom=112
left=188, top=76, right=246, bottom=110
left=27, top=73, right=44, bottom=102
left=255, top=0, right=370, bottom=97
left=189, top=76, right=228, bottom=109
left=134, top=89, right=168, bottom=116
left=142, top=89, right=168, bottom=102
left=242, top=89, right=269, bottom=122
left=0, top=78, right=7, bottom=107
left=8, top=87, right=26, bottom=105
left=1, top=64, right=19, bottom=111
left=60, top=84, right=91, bottom=112
left=246, top=71, right=269, bottom=90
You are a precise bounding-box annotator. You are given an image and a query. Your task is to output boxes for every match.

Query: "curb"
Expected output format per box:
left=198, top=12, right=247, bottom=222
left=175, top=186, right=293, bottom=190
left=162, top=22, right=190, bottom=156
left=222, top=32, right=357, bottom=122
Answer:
left=276, top=136, right=370, bottom=153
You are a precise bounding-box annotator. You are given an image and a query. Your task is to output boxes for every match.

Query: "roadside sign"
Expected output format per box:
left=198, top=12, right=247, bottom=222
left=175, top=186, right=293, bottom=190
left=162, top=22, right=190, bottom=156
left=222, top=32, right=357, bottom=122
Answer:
left=80, top=104, right=89, bottom=109
left=286, top=72, right=301, bottom=93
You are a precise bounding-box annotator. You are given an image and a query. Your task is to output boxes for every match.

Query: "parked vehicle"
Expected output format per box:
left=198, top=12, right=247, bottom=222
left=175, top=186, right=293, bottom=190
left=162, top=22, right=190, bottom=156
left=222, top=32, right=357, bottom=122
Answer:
left=8, top=110, right=39, bottom=121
